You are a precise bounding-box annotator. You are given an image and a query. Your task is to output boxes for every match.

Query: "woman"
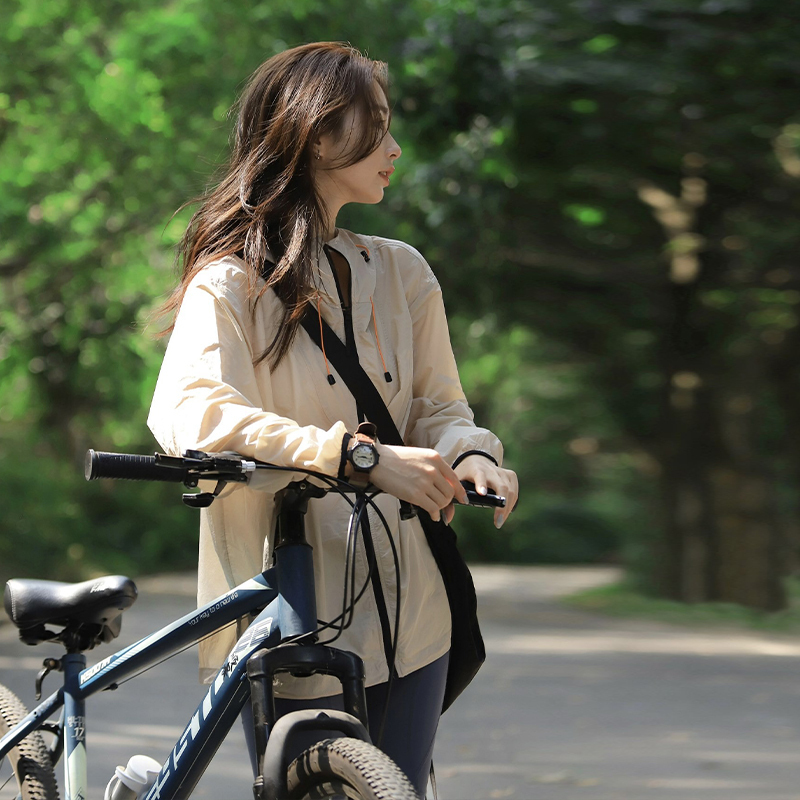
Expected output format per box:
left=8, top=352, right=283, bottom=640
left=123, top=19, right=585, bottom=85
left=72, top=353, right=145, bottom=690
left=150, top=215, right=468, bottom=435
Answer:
left=148, top=42, right=518, bottom=795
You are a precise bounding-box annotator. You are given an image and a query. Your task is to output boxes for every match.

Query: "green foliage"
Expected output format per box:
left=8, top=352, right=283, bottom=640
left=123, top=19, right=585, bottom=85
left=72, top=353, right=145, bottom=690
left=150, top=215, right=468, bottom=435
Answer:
left=3, top=0, right=800, bottom=591
left=0, top=429, right=196, bottom=584
left=0, top=0, right=427, bottom=579
left=446, top=315, right=655, bottom=564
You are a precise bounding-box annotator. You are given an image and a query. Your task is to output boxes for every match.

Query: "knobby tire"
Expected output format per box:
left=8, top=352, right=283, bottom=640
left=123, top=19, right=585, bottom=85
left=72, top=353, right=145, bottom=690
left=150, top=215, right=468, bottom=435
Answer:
left=287, top=737, right=419, bottom=800
left=0, top=684, right=59, bottom=800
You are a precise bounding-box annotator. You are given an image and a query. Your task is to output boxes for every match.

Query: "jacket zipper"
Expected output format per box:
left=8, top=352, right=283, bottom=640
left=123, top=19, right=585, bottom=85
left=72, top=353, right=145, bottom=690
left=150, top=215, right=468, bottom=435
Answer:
left=325, top=246, right=397, bottom=676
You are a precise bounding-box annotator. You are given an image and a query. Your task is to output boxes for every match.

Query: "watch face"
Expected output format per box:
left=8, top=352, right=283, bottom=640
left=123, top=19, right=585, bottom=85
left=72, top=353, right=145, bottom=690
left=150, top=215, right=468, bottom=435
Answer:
left=351, top=443, right=376, bottom=469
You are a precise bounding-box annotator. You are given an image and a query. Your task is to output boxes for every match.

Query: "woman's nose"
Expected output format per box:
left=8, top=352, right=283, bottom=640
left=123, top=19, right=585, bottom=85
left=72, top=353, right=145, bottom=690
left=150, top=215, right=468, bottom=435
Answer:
left=387, top=133, right=401, bottom=160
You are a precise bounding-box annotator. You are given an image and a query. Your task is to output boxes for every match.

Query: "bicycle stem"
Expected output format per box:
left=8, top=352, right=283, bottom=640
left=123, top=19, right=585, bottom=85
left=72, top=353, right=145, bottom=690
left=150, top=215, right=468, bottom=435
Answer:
left=273, top=481, right=327, bottom=642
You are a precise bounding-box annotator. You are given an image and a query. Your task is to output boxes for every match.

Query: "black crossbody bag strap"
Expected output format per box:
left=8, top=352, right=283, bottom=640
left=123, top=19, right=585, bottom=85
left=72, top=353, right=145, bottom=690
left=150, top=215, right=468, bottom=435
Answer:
left=300, top=314, right=404, bottom=446
left=300, top=310, right=486, bottom=714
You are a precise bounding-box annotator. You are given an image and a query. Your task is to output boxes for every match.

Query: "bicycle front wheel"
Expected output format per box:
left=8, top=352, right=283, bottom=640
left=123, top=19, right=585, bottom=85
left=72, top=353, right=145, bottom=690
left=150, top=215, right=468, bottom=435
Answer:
left=0, top=684, right=59, bottom=800
left=287, top=737, right=419, bottom=800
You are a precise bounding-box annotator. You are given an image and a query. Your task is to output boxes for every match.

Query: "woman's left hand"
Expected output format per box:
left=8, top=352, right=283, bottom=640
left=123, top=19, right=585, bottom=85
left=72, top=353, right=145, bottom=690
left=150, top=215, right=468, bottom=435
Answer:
left=447, top=455, right=519, bottom=529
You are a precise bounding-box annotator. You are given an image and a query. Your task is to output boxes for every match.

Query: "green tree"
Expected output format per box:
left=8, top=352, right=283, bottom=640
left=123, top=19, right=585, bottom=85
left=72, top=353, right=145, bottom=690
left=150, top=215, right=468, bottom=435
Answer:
left=0, top=0, right=427, bottom=577
left=383, top=0, right=800, bottom=608
left=4, top=0, right=800, bottom=616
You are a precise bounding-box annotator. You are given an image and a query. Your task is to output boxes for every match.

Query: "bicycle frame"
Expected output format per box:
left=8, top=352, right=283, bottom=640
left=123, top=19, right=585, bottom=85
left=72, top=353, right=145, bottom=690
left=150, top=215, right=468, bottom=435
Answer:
left=0, top=553, right=298, bottom=800
left=1, top=473, right=384, bottom=800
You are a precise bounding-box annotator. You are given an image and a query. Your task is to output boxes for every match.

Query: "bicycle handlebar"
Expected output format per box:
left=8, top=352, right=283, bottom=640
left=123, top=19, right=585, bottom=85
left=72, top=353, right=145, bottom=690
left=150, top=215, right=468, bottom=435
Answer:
left=86, top=451, right=187, bottom=483
left=85, top=449, right=506, bottom=508
left=86, top=449, right=255, bottom=485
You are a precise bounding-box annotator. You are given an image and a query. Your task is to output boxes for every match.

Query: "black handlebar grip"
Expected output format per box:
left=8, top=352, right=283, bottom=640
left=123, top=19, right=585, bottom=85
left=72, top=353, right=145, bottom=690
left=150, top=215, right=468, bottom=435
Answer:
left=460, top=480, right=506, bottom=508
left=85, top=450, right=188, bottom=483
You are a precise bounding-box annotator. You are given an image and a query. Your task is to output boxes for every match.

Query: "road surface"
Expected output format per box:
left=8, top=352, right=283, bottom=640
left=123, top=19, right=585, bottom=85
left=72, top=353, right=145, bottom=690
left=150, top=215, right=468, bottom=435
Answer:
left=2, top=566, right=800, bottom=799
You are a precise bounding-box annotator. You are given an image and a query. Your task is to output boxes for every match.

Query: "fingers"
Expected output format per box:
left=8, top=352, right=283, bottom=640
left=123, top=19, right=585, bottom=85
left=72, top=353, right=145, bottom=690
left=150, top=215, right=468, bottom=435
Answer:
left=471, top=465, right=489, bottom=497
left=453, top=455, right=519, bottom=529
left=438, top=460, right=468, bottom=505
left=422, top=476, right=453, bottom=521
left=411, top=451, right=466, bottom=520
left=492, top=470, right=518, bottom=528
left=369, top=445, right=467, bottom=521
left=408, top=452, right=519, bottom=528
left=506, top=472, right=519, bottom=512
left=494, top=506, right=505, bottom=529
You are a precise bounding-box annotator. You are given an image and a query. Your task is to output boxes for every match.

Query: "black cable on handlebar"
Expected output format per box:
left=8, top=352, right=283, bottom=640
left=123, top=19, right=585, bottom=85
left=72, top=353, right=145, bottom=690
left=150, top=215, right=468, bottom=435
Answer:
left=277, top=495, right=378, bottom=648
left=85, top=447, right=492, bottom=745
left=342, top=496, right=366, bottom=634
left=296, top=490, right=389, bottom=649
left=314, top=493, right=372, bottom=647
left=310, top=490, right=402, bottom=749
left=361, top=494, right=401, bottom=749
left=87, top=449, right=404, bottom=671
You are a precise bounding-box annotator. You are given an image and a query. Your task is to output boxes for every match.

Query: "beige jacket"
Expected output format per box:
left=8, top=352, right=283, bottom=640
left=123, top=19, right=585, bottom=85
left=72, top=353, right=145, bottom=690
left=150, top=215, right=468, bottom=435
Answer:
left=147, top=228, right=503, bottom=697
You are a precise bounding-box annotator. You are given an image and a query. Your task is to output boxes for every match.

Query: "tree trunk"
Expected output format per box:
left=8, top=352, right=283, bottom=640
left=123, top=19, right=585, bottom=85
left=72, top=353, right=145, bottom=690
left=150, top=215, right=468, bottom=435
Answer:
left=655, top=282, right=786, bottom=610
left=765, top=320, right=800, bottom=576
left=657, top=389, right=786, bottom=609
left=708, top=465, right=784, bottom=609
left=657, top=379, right=717, bottom=604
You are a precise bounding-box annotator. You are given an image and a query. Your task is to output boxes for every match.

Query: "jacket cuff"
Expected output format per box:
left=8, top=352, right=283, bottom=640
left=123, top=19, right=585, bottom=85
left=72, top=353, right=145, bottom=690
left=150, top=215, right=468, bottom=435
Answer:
left=451, top=450, right=498, bottom=470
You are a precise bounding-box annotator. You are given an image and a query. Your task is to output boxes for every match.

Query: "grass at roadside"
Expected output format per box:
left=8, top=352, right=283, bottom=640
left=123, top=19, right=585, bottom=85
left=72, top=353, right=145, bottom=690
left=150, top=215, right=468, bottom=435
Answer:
left=563, top=576, right=800, bottom=633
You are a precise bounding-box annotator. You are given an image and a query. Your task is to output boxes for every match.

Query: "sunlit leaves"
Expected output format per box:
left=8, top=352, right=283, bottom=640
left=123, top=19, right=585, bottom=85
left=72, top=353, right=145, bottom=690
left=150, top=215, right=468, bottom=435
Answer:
left=563, top=204, right=606, bottom=227
left=91, top=60, right=170, bottom=135
left=582, top=34, right=619, bottom=54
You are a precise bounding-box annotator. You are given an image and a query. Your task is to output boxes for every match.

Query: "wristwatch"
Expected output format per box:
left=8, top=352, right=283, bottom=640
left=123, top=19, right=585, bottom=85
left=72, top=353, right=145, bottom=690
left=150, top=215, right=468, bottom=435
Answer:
left=347, top=421, right=379, bottom=484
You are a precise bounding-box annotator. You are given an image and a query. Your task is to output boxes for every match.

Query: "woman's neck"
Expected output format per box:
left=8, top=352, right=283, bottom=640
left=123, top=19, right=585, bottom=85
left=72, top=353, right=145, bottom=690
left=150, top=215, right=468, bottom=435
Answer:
left=320, top=196, right=342, bottom=241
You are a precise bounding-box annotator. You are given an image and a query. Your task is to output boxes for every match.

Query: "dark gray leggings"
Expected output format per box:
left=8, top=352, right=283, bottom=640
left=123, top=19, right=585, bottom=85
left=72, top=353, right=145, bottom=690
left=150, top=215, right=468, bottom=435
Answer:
left=242, top=651, right=449, bottom=796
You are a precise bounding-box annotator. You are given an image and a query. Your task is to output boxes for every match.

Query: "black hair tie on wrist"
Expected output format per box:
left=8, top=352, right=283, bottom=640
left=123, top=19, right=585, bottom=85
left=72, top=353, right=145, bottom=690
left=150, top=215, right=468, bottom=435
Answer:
left=451, top=450, right=498, bottom=470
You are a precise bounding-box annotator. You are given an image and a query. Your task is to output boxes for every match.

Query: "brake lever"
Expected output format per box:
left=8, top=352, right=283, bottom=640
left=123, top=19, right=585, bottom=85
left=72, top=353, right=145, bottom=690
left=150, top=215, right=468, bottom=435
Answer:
left=182, top=479, right=230, bottom=508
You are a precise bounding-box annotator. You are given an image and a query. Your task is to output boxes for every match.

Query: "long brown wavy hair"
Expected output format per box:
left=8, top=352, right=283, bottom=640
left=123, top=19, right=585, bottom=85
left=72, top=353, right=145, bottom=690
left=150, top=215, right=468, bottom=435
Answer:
left=160, top=42, right=389, bottom=366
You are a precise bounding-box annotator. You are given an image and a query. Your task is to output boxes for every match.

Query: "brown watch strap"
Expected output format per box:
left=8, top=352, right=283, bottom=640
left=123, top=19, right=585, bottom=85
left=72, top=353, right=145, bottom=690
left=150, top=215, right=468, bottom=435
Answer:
left=348, top=422, right=378, bottom=486
left=354, top=420, right=378, bottom=441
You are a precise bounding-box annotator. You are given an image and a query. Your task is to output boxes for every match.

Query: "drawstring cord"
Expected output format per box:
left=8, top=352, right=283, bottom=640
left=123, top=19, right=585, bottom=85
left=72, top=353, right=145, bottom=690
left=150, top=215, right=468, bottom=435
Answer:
left=317, top=295, right=336, bottom=385
left=370, top=296, right=393, bottom=383
left=358, top=243, right=391, bottom=383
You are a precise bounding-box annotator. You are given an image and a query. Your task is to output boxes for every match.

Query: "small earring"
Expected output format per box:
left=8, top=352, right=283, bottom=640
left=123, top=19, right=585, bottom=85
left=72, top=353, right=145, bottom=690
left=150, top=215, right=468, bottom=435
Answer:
left=314, top=151, right=322, bottom=161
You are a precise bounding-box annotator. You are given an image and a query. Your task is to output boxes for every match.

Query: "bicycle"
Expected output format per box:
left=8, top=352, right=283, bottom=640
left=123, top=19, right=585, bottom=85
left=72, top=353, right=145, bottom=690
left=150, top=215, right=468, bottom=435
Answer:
left=0, top=449, right=504, bottom=800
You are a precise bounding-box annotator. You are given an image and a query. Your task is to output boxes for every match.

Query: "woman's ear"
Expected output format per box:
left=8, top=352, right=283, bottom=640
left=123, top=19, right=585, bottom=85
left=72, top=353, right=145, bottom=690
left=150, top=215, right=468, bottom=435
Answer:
left=315, top=132, right=333, bottom=162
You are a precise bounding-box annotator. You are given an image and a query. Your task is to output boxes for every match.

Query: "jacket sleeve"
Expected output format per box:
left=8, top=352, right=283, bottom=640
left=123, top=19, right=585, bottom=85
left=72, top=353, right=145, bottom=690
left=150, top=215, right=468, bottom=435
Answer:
left=402, top=254, right=504, bottom=467
left=147, top=261, right=347, bottom=483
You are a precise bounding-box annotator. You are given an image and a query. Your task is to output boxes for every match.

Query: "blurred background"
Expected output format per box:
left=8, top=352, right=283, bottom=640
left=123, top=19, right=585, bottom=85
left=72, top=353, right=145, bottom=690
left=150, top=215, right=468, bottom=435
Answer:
left=2, top=0, right=800, bottom=617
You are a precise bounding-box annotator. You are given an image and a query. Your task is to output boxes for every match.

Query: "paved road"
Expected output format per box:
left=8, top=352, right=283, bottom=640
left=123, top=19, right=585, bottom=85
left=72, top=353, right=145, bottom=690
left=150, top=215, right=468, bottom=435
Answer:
left=443, top=567, right=800, bottom=800
left=2, top=566, right=800, bottom=799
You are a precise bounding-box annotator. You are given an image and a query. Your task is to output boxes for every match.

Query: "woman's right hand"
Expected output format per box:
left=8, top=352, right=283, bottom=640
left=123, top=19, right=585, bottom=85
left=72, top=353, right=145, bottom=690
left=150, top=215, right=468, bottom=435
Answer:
left=366, top=444, right=468, bottom=522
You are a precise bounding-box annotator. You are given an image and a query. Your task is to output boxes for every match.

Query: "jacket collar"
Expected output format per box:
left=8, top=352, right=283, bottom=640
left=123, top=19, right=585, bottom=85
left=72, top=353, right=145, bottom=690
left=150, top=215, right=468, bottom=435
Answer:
left=314, top=229, right=376, bottom=333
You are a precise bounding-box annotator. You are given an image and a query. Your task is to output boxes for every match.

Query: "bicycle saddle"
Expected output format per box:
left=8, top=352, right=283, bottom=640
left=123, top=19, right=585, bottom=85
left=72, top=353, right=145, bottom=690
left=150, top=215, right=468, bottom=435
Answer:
left=4, top=575, right=138, bottom=650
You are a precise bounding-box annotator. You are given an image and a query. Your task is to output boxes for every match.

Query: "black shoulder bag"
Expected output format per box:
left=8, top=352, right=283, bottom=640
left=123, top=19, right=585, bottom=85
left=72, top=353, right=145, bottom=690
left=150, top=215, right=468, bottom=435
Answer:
left=300, top=313, right=485, bottom=713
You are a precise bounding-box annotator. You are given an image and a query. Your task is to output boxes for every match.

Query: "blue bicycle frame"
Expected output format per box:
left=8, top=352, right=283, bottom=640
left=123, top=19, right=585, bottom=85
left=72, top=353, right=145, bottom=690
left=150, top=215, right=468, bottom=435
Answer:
left=0, top=542, right=312, bottom=800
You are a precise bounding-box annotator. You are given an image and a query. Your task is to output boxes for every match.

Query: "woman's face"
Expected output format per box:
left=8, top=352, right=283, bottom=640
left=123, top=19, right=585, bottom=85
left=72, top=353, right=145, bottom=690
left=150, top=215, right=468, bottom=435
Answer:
left=314, top=83, right=402, bottom=212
